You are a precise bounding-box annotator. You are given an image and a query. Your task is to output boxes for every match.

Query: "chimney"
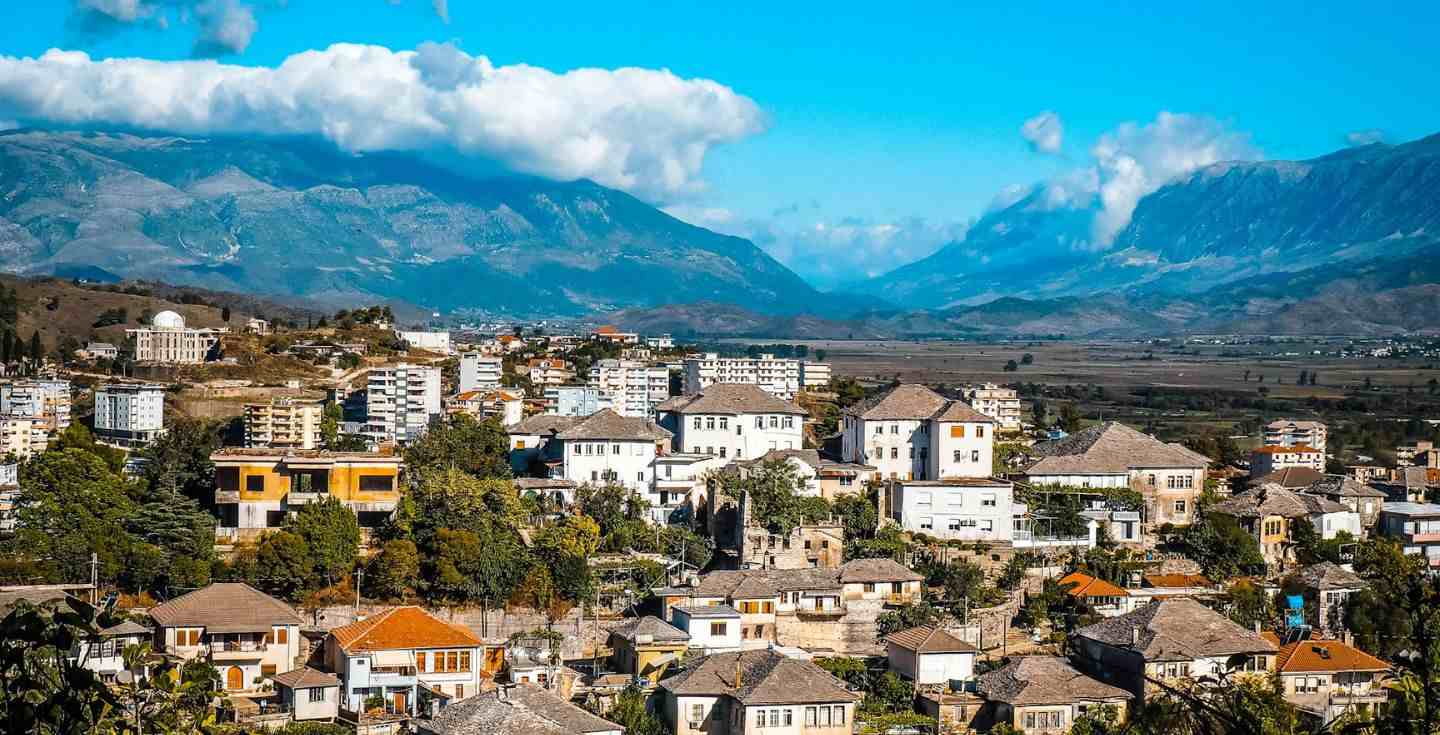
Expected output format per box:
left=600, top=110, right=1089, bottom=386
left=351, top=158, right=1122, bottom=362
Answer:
left=1130, top=627, right=1140, bottom=647
left=734, top=656, right=742, bottom=689
left=1254, top=620, right=1262, bottom=634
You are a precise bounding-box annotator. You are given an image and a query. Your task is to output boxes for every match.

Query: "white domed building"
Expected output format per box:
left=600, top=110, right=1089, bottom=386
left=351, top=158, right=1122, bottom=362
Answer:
left=127, top=309, right=227, bottom=364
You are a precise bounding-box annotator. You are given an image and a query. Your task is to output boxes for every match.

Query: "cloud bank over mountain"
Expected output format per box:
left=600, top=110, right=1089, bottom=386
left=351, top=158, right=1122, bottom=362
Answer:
left=0, top=43, right=765, bottom=200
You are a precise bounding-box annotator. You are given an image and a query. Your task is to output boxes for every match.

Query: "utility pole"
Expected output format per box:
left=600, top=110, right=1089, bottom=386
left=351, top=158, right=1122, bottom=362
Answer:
left=90, top=552, right=98, bottom=604
left=354, top=568, right=364, bottom=616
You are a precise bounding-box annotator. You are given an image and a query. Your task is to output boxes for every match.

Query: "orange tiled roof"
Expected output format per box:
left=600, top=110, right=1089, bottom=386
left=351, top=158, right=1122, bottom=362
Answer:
left=1058, top=572, right=1127, bottom=598
left=1143, top=573, right=1214, bottom=589
left=329, top=606, right=482, bottom=653
left=1274, top=638, right=1391, bottom=674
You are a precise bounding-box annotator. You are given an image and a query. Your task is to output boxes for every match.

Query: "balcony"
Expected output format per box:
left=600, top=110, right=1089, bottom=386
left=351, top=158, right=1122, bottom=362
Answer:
left=795, top=605, right=846, bottom=620
left=885, top=592, right=920, bottom=606
left=215, top=490, right=241, bottom=504
left=209, top=640, right=267, bottom=659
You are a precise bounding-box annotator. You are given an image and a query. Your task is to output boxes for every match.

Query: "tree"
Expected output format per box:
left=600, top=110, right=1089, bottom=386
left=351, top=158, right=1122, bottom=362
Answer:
left=717, top=458, right=828, bottom=536
left=832, top=493, right=878, bottom=541
left=1021, top=352, right=1035, bottom=365
left=865, top=671, right=914, bottom=713
left=403, top=413, right=512, bottom=479
left=425, top=526, right=529, bottom=635
left=1179, top=512, right=1265, bottom=580
left=47, top=423, right=126, bottom=475
left=1003, top=359, right=1019, bottom=372
left=875, top=601, right=944, bottom=637
left=11, top=449, right=136, bottom=586
left=573, top=483, right=652, bottom=550
left=27, top=330, right=41, bottom=366
left=284, top=496, right=360, bottom=588
left=365, top=539, right=420, bottom=601
left=1058, top=402, right=1082, bottom=433
left=126, top=481, right=215, bottom=594
left=249, top=531, right=313, bottom=601
left=399, top=468, right=526, bottom=548
left=602, top=686, right=666, bottom=735
left=0, top=598, right=122, bottom=734
left=136, top=418, right=221, bottom=509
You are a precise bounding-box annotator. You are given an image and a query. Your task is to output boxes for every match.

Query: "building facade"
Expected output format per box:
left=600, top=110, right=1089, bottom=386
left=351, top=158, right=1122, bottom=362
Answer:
left=127, top=310, right=223, bottom=364
left=683, top=353, right=802, bottom=400
left=1251, top=445, right=1326, bottom=477
left=965, top=383, right=1023, bottom=432
left=458, top=353, right=502, bottom=394
left=94, top=383, right=167, bottom=447
left=212, top=449, right=403, bottom=542
left=365, top=363, right=441, bottom=445
left=841, top=384, right=996, bottom=481
left=658, top=383, right=806, bottom=462
left=244, top=397, right=324, bottom=449
left=888, top=477, right=1018, bottom=542
left=395, top=330, right=452, bottom=354
left=147, top=583, right=304, bottom=693
left=553, top=409, right=672, bottom=492
left=1265, top=420, right=1328, bottom=454
left=589, top=359, right=671, bottom=418
left=0, top=379, right=72, bottom=432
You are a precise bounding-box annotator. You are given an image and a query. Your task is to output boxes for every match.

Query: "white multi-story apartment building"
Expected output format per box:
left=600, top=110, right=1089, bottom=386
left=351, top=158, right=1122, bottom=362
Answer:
left=127, top=310, right=224, bottom=364
left=1264, top=420, right=1328, bottom=454
left=589, top=359, right=670, bottom=418
left=966, top=383, right=1023, bottom=432
left=1251, top=444, right=1326, bottom=477
left=546, top=385, right=615, bottom=416
left=0, top=416, right=44, bottom=458
left=0, top=463, right=18, bottom=533
left=395, top=330, right=452, bottom=355
left=365, top=364, right=441, bottom=445
left=841, top=384, right=995, bottom=481
left=243, top=397, right=324, bottom=449
left=554, top=409, right=672, bottom=492
left=800, top=361, right=832, bottom=390
left=94, top=383, right=167, bottom=447
left=646, top=334, right=675, bottom=350
left=526, top=358, right=575, bottom=386
left=682, top=353, right=801, bottom=400
left=458, top=352, right=503, bottom=394
left=889, top=477, right=1018, bottom=542
left=0, top=379, right=72, bottom=432
left=657, top=383, right=806, bottom=461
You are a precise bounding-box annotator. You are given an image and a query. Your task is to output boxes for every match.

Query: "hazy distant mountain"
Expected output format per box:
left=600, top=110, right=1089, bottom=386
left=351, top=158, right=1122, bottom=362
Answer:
left=854, top=133, right=1440, bottom=310
left=0, top=130, right=822, bottom=315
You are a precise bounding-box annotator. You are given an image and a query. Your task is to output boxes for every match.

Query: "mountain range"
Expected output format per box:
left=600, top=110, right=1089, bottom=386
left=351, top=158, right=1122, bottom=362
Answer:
left=0, top=130, right=819, bottom=316
left=1, top=128, right=1438, bottom=336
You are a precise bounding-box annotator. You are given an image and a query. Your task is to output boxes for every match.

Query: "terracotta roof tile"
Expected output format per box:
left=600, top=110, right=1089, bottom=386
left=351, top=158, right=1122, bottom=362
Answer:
left=1276, top=639, right=1390, bottom=674
left=329, top=606, right=482, bottom=653
left=1058, top=572, right=1128, bottom=598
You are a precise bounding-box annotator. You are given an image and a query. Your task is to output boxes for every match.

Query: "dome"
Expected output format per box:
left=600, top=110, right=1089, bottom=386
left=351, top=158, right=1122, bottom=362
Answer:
left=151, top=310, right=186, bottom=330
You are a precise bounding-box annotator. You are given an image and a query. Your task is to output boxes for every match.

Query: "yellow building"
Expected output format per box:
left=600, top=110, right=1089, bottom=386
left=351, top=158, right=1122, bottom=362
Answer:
left=607, top=616, right=691, bottom=685
left=212, top=448, right=402, bottom=543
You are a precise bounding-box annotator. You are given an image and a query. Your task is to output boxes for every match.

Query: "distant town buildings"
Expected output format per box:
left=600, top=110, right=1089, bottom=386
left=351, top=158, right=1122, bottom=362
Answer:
left=545, top=385, right=614, bottom=416
left=458, top=352, right=502, bottom=394
left=1251, top=444, right=1326, bottom=477
left=81, top=342, right=119, bottom=361
left=396, top=329, right=453, bottom=355
left=450, top=389, right=523, bottom=425
left=1264, top=419, right=1328, bottom=454
left=243, top=397, right=324, bottom=450
left=0, top=379, right=72, bottom=432
left=526, top=357, right=574, bottom=386
left=93, top=383, right=167, bottom=447
left=589, top=359, right=670, bottom=418
left=127, top=310, right=224, bottom=364
left=966, top=383, right=1022, bottom=431
left=0, top=416, right=44, bottom=458
left=800, top=361, right=831, bottom=390
left=683, top=353, right=802, bottom=400
left=364, top=363, right=441, bottom=445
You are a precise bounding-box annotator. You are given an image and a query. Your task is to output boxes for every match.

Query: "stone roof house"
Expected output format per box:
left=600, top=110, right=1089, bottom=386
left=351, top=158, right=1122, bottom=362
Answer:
left=659, top=650, right=860, bottom=735
left=977, top=656, right=1131, bottom=733
left=418, top=684, right=623, bottom=735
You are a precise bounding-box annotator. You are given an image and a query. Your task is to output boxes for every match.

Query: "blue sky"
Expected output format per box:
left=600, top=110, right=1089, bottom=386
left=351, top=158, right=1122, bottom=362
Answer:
left=2, top=1, right=1437, bottom=288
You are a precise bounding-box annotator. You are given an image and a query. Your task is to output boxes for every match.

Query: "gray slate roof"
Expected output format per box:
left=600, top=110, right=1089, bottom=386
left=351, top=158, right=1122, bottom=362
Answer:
left=842, top=384, right=993, bottom=422
left=270, top=666, right=341, bottom=690
left=508, top=414, right=583, bottom=435
left=148, top=583, right=303, bottom=633
left=610, top=616, right=690, bottom=644
left=657, top=384, right=805, bottom=416
left=1027, top=422, right=1209, bottom=475
left=838, top=558, right=924, bottom=584
left=554, top=409, right=671, bottom=442
left=686, top=569, right=843, bottom=597
left=1295, top=562, right=1366, bottom=590
left=420, top=684, right=622, bottom=735
left=1251, top=467, right=1325, bottom=488
left=1211, top=484, right=1345, bottom=519
left=1307, top=475, right=1387, bottom=499
left=977, top=656, right=1131, bottom=706
left=659, top=650, right=861, bottom=705
left=1075, top=598, right=1277, bottom=661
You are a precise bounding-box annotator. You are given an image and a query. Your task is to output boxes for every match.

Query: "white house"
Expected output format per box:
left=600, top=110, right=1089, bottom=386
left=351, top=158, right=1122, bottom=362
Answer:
left=884, top=626, right=978, bottom=685
left=1252, top=444, right=1326, bottom=478
left=546, top=385, right=614, bottom=416
left=147, top=583, right=304, bottom=693
left=659, top=650, right=861, bottom=735
left=841, top=384, right=995, bottom=481
left=554, top=409, right=672, bottom=493
left=270, top=667, right=342, bottom=724
left=75, top=620, right=151, bottom=685
left=325, top=606, right=486, bottom=716
left=650, top=453, right=724, bottom=525
left=507, top=414, right=582, bottom=475
left=396, top=330, right=452, bottom=355
left=657, top=383, right=806, bottom=462
left=670, top=605, right=743, bottom=654
left=888, top=477, right=1017, bottom=542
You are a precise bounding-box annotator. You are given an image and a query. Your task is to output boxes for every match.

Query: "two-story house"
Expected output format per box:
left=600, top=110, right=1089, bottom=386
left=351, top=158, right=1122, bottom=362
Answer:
left=608, top=616, right=691, bottom=684
left=553, top=409, right=672, bottom=493
left=1023, top=422, right=1210, bottom=528
left=887, top=476, right=1018, bottom=542
left=670, top=605, right=743, bottom=654
left=1377, top=502, right=1440, bottom=568
left=657, top=383, right=806, bottom=462
left=420, top=684, right=624, bottom=735
left=1210, top=485, right=1359, bottom=571
left=147, top=583, right=304, bottom=692
left=659, top=650, right=861, bottom=735
left=1304, top=475, right=1386, bottom=535
left=1071, top=598, right=1277, bottom=700
left=211, top=448, right=403, bottom=544
left=75, top=620, right=152, bottom=685
left=1261, top=634, right=1390, bottom=726
left=325, top=606, right=486, bottom=717
left=838, top=558, right=924, bottom=606
left=506, top=415, right=583, bottom=475
left=976, top=656, right=1132, bottom=734
left=1294, top=563, right=1367, bottom=637
left=840, top=384, right=995, bottom=481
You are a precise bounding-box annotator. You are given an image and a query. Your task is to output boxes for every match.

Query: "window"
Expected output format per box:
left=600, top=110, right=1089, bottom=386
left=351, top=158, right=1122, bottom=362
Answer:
left=515, top=440, right=527, bottom=450
left=245, top=475, right=265, bottom=492
left=691, top=704, right=705, bottom=722
left=864, top=582, right=876, bottom=593
left=638, top=471, right=645, bottom=482
left=591, top=471, right=598, bottom=481
left=1148, top=473, right=1157, bottom=486
left=981, top=494, right=997, bottom=507
left=908, top=447, right=914, bottom=459
left=953, top=450, right=962, bottom=463
left=720, top=447, right=728, bottom=458
left=1167, top=476, right=1177, bottom=489
left=447, top=651, right=460, bottom=672
left=271, top=626, right=289, bottom=645
left=891, top=447, right=898, bottom=459
left=308, top=687, right=325, bottom=703
left=971, top=450, right=980, bottom=462
left=890, top=424, right=899, bottom=434
left=784, top=709, right=793, bottom=726
left=416, top=652, right=428, bottom=672
left=920, top=516, right=933, bottom=530
left=100, top=640, right=115, bottom=658
left=612, top=444, right=621, bottom=455
left=820, top=706, right=832, bottom=726
left=217, top=467, right=240, bottom=492
left=948, top=518, right=961, bottom=531
left=874, top=424, right=882, bottom=435
left=951, top=425, right=965, bottom=438
left=460, top=651, right=471, bottom=672
left=176, top=628, right=202, bottom=647
left=707, top=447, right=714, bottom=456
left=710, top=622, right=727, bottom=636
left=805, top=707, right=817, bottom=726
left=262, top=664, right=277, bottom=677
left=720, top=418, right=728, bottom=430
left=976, top=426, right=985, bottom=438
left=1174, top=500, right=1188, bottom=514
left=770, top=416, right=779, bottom=428
left=693, top=417, right=702, bottom=429
left=706, top=417, right=716, bottom=430
left=832, top=706, right=845, bottom=725
left=455, top=684, right=464, bottom=698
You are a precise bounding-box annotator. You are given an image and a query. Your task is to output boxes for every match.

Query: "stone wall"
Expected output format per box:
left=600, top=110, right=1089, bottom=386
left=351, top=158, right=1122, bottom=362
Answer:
left=774, top=599, right=889, bottom=656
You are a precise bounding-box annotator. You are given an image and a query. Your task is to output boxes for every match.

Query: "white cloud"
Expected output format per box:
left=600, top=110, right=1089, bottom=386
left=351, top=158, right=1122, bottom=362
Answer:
left=1021, top=110, right=1063, bottom=154
left=432, top=0, right=449, bottom=24
left=1346, top=128, right=1385, bottom=146
left=734, top=215, right=970, bottom=289
left=193, top=0, right=257, bottom=55
left=1086, top=111, right=1257, bottom=245
left=0, top=43, right=765, bottom=200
